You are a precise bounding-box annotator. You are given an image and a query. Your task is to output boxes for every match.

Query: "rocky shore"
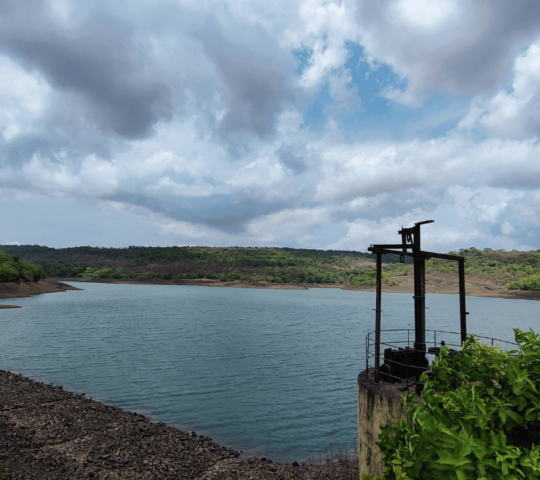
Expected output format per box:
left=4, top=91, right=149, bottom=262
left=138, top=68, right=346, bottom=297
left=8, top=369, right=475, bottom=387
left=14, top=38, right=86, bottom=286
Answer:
left=0, top=371, right=358, bottom=479
left=0, top=280, right=80, bottom=302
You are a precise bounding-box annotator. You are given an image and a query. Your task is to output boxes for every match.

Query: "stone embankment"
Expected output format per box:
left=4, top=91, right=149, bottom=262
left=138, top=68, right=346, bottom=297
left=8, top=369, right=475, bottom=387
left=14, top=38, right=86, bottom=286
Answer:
left=0, top=371, right=358, bottom=479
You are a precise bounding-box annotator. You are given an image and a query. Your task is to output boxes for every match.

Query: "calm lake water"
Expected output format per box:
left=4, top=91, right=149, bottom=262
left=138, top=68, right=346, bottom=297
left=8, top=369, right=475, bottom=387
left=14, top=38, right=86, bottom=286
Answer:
left=1, top=283, right=539, bottom=461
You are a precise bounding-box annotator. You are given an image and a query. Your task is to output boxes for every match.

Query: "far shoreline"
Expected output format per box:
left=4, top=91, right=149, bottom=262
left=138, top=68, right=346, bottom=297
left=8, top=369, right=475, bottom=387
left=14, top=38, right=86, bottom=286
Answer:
left=1, top=277, right=539, bottom=304
left=57, top=276, right=540, bottom=301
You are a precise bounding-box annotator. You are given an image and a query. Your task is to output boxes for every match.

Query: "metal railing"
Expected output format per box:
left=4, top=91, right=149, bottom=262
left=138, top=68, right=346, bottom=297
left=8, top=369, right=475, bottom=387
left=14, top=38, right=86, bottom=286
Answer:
left=365, top=329, right=518, bottom=388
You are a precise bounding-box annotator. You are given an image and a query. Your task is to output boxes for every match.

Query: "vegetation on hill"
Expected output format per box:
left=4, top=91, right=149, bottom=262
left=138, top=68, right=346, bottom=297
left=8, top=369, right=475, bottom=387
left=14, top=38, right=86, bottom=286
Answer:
left=0, top=249, right=45, bottom=283
left=1, top=245, right=539, bottom=290
left=426, top=247, right=540, bottom=291
left=369, top=329, right=540, bottom=480
left=0, top=245, right=409, bottom=286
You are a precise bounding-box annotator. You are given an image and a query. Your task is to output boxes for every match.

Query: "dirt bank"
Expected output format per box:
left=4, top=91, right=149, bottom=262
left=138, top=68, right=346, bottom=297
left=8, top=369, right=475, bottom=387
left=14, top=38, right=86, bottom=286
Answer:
left=0, top=370, right=357, bottom=479
left=63, top=277, right=309, bottom=290
left=62, top=275, right=540, bottom=301
left=0, top=280, right=81, bottom=302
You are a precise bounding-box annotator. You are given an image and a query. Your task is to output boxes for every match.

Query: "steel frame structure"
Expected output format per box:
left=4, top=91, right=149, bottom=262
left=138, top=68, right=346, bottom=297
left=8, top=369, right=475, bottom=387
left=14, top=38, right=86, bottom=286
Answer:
left=367, top=220, right=468, bottom=382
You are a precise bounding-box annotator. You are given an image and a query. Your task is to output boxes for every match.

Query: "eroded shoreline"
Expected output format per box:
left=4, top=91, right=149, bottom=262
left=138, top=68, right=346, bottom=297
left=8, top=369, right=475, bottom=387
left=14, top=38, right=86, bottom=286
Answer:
left=61, top=276, right=540, bottom=301
left=1, top=277, right=538, bottom=304
left=0, top=370, right=357, bottom=479
left=0, top=280, right=81, bottom=308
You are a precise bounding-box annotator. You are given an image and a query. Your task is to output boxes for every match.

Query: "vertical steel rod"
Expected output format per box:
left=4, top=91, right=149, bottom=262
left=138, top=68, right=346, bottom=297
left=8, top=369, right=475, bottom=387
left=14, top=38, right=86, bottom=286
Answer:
left=375, top=253, right=382, bottom=382
left=413, top=225, right=426, bottom=351
left=458, top=259, right=467, bottom=345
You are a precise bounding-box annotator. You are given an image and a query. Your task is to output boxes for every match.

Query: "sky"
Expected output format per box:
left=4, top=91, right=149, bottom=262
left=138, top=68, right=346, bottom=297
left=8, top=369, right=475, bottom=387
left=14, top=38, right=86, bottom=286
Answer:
left=1, top=0, right=540, bottom=252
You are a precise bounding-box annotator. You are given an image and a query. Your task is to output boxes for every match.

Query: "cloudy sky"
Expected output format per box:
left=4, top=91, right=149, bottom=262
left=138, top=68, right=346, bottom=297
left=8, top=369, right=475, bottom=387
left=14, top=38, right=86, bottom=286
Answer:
left=1, top=0, right=540, bottom=252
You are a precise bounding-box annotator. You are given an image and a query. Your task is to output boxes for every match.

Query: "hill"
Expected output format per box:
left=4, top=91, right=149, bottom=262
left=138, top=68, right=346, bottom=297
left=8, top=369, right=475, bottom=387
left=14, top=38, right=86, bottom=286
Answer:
left=2, top=245, right=539, bottom=294
left=0, top=245, right=409, bottom=286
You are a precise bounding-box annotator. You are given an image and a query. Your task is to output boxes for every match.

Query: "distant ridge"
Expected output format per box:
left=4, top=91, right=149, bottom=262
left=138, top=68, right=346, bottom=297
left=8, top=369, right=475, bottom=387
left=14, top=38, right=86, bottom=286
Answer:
left=2, top=245, right=540, bottom=293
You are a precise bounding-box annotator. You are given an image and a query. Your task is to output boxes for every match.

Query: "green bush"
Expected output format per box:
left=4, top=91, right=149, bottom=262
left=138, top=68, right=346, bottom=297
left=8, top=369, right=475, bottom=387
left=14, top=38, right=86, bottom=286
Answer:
left=219, top=272, right=247, bottom=282
left=377, top=329, right=540, bottom=479
left=0, top=249, right=45, bottom=282
left=0, top=262, right=20, bottom=282
left=21, top=263, right=44, bottom=282
left=508, top=275, right=540, bottom=291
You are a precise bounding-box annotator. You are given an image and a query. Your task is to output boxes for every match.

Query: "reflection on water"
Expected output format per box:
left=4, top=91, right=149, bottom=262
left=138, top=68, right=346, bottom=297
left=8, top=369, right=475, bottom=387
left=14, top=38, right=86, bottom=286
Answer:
left=0, top=283, right=539, bottom=461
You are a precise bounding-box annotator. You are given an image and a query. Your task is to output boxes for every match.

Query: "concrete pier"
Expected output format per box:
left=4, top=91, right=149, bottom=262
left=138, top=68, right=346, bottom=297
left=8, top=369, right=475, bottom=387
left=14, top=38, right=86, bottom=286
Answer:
left=357, top=369, right=415, bottom=479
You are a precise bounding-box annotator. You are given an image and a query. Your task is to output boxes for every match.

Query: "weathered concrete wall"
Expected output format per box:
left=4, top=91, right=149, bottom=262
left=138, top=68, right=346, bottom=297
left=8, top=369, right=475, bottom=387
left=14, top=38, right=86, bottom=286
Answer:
left=357, top=369, right=412, bottom=479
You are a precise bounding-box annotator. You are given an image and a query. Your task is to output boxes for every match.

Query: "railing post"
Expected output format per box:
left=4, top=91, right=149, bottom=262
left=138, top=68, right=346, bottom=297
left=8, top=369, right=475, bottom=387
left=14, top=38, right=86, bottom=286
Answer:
left=366, top=334, right=369, bottom=374
left=458, top=259, right=467, bottom=345
left=375, top=253, right=382, bottom=382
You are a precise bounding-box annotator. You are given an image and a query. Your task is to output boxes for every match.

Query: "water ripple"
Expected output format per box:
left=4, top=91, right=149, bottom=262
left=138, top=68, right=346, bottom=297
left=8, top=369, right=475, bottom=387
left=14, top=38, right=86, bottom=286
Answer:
left=1, top=284, right=539, bottom=461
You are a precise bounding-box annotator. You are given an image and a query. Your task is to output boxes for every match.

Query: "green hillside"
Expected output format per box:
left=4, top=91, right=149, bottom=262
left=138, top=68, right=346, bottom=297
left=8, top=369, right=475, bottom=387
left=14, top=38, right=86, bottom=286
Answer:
left=426, top=247, right=540, bottom=290
left=0, top=245, right=408, bottom=286
left=2, top=245, right=539, bottom=290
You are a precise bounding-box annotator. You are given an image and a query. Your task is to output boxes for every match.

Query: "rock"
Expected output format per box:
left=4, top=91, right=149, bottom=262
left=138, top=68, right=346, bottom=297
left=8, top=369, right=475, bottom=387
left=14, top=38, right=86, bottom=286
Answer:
left=0, top=370, right=359, bottom=479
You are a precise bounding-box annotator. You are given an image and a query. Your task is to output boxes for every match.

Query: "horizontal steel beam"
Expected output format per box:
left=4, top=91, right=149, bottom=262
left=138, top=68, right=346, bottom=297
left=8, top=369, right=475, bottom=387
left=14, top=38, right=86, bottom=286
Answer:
left=368, top=244, right=413, bottom=250
left=368, top=248, right=414, bottom=257
left=368, top=248, right=464, bottom=262
left=421, top=251, right=464, bottom=262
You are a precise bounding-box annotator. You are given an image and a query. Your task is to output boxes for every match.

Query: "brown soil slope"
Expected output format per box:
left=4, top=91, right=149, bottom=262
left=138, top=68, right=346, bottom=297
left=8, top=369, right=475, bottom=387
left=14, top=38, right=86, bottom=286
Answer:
left=0, top=280, right=80, bottom=300
left=349, top=272, right=540, bottom=300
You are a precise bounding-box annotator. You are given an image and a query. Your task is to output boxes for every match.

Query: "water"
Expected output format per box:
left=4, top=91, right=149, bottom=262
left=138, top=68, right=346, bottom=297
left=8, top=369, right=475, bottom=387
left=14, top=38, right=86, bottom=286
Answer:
left=1, top=283, right=539, bottom=461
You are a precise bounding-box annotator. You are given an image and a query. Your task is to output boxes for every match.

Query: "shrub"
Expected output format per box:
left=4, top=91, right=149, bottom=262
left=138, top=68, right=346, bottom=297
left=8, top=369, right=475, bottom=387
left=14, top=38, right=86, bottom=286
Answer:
left=219, top=272, right=247, bottom=282
left=508, top=275, right=540, bottom=291
left=21, top=263, right=44, bottom=282
left=0, top=249, right=45, bottom=282
left=0, top=263, right=20, bottom=282
left=377, top=329, right=540, bottom=479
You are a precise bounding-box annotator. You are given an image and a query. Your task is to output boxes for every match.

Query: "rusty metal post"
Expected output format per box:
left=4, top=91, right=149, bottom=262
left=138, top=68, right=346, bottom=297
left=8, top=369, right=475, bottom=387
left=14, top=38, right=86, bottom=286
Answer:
left=375, top=252, right=382, bottom=382
left=413, top=225, right=426, bottom=352
left=458, top=258, right=467, bottom=344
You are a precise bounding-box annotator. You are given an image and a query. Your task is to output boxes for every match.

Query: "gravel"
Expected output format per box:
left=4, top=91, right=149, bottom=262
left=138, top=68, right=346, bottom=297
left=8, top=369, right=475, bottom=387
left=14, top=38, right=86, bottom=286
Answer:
left=0, top=370, right=358, bottom=479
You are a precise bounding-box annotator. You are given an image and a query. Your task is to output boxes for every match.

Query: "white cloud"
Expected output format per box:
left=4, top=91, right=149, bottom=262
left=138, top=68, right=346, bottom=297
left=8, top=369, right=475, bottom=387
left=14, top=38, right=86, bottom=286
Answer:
left=460, top=42, right=540, bottom=138
left=227, top=157, right=290, bottom=198
left=501, top=221, right=513, bottom=235
left=297, top=0, right=359, bottom=89
left=395, top=0, right=459, bottom=30
left=355, top=0, right=540, bottom=105
left=0, top=55, right=51, bottom=141
left=0, top=0, right=539, bottom=252
left=245, top=206, right=331, bottom=242
left=47, top=0, right=73, bottom=22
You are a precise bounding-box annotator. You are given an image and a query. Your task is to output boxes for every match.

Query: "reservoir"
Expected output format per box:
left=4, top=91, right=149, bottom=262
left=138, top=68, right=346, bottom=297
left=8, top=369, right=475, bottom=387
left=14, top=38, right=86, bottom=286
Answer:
left=1, top=283, right=539, bottom=461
